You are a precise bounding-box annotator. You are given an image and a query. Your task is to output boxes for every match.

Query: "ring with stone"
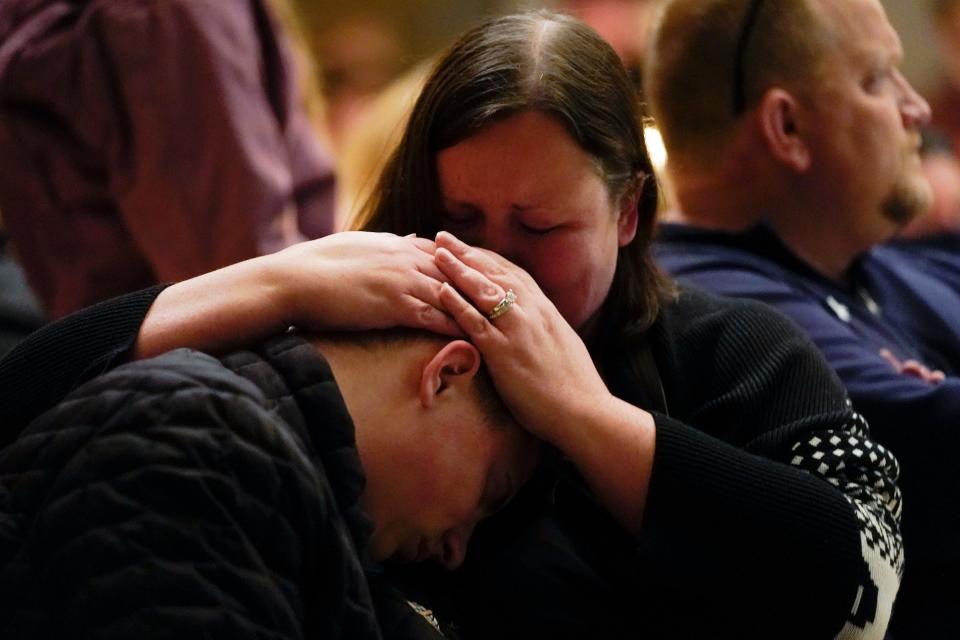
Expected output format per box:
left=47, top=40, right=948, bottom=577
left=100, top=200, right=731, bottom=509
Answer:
left=487, top=289, right=517, bottom=321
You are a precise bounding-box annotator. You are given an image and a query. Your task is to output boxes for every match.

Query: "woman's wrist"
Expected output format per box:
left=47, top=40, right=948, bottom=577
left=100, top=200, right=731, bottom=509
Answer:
left=548, top=393, right=657, bottom=531
left=256, top=248, right=301, bottom=329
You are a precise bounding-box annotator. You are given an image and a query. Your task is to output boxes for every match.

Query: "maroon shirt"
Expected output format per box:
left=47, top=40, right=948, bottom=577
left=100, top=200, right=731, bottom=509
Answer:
left=0, top=0, right=336, bottom=318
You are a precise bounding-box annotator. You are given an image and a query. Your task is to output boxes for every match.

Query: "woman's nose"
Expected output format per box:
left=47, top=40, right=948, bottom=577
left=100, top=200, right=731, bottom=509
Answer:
left=475, top=228, right=508, bottom=256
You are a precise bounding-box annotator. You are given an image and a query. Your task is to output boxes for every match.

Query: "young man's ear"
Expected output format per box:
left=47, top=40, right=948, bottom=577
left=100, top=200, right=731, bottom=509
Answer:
left=756, top=87, right=811, bottom=173
left=616, top=173, right=643, bottom=247
left=420, top=340, right=482, bottom=407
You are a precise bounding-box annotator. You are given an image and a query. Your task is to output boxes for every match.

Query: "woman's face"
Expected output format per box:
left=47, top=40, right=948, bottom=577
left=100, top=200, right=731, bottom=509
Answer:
left=436, top=110, right=638, bottom=332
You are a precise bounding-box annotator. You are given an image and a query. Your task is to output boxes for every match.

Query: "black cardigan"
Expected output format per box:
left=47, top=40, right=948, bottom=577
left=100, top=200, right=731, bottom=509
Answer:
left=402, top=286, right=902, bottom=639
left=0, top=284, right=166, bottom=440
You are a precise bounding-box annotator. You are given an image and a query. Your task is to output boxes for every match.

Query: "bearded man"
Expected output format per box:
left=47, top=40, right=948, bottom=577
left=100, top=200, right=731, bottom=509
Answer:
left=648, top=1, right=960, bottom=636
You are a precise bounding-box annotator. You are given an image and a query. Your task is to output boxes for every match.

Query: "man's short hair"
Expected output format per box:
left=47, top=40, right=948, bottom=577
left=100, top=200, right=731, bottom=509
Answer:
left=316, top=328, right=514, bottom=431
left=645, top=0, right=828, bottom=168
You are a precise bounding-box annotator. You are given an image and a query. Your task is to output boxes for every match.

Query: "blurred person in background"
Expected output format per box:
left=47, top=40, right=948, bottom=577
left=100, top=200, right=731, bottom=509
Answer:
left=0, top=0, right=336, bottom=319
left=900, top=129, right=960, bottom=240
left=890, top=129, right=960, bottom=294
left=649, top=0, right=960, bottom=635
left=311, top=10, right=408, bottom=155
left=562, top=0, right=661, bottom=88
left=928, top=0, right=960, bottom=156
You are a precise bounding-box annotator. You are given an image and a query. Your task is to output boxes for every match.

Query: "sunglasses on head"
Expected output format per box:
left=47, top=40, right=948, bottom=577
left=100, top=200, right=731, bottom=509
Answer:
left=732, top=0, right=767, bottom=115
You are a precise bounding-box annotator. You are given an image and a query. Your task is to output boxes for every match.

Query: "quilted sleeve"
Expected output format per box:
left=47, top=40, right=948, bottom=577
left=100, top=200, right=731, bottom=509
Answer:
left=1, top=349, right=375, bottom=639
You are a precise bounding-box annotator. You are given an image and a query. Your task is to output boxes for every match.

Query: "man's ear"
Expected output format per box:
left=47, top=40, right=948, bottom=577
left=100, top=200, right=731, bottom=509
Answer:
left=420, top=340, right=482, bottom=408
left=756, top=88, right=811, bottom=173
left=616, top=173, right=643, bottom=247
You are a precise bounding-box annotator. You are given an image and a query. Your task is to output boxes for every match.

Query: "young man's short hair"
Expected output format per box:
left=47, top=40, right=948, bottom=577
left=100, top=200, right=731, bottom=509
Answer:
left=315, top=328, right=514, bottom=431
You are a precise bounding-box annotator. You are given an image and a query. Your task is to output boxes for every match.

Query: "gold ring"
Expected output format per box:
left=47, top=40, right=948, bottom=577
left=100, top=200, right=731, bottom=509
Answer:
left=487, top=289, right=517, bottom=321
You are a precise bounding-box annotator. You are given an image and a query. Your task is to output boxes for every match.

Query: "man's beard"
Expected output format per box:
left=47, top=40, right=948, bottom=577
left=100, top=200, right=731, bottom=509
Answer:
left=882, top=171, right=933, bottom=227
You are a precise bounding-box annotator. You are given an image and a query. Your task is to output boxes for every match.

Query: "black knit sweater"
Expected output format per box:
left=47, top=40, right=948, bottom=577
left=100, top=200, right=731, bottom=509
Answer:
left=0, top=284, right=165, bottom=441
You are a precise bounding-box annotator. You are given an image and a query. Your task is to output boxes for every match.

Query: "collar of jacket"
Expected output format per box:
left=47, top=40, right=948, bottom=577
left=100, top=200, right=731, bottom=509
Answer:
left=219, top=334, right=375, bottom=566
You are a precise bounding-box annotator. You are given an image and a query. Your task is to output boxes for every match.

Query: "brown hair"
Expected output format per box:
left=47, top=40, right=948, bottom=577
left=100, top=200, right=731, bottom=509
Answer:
left=357, top=10, right=668, bottom=344
left=645, top=0, right=828, bottom=168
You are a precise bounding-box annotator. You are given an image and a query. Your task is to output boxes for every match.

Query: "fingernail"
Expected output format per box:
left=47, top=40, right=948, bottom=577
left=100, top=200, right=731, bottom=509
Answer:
left=405, top=233, right=417, bottom=238
left=436, top=247, right=455, bottom=263
left=437, top=230, right=461, bottom=244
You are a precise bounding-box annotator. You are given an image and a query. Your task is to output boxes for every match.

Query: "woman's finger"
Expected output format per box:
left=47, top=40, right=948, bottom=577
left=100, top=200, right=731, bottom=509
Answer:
left=409, top=271, right=455, bottom=314
left=436, top=231, right=510, bottom=275
left=409, top=236, right=438, bottom=256
left=435, top=247, right=506, bottom=310
left=402, top=272, right=463, bottom=337
left=438, top=282, right=499, bottom=342
left=403, top=293, right=465, bottom=337
left=436, top=231, right=537, bottom=292
left=412, top=257, right=450, bottom=283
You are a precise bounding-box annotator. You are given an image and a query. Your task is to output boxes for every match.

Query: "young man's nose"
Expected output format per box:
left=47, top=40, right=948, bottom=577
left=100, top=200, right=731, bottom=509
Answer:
left=438, top=521, right=477, bottom=570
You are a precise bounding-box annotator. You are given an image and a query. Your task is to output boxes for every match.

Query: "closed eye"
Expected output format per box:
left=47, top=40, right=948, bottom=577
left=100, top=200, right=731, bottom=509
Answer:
left=863, top=67, right=894, bottom=94
left=519, top=222, right=560, bottom=236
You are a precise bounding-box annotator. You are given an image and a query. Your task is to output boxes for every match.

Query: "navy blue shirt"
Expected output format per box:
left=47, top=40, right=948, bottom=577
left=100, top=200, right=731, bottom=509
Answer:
left=655, top=224, right=960, bottom=433
left=888, top=233, right=960, bottom=297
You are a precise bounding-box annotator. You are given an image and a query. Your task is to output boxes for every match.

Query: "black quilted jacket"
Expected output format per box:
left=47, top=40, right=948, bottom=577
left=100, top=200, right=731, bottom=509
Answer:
left=0, top=335, right=421, bottom=639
